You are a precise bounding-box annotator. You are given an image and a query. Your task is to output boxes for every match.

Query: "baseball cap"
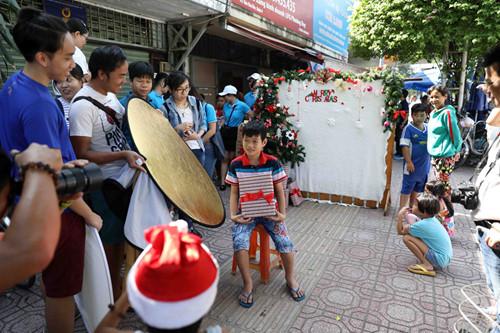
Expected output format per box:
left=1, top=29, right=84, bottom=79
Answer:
left=247, top=73, right=261, bottom=81
left=219, top=85, right=238, bottom=96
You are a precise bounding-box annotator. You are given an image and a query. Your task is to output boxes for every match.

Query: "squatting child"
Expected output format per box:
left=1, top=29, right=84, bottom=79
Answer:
left=397, top=193, right=453, bottom=276
left=226, top=120, right=305, bottom=307
left=399, top=103, right=431, bottom=210
left=425, top=180, right=455, bottom=236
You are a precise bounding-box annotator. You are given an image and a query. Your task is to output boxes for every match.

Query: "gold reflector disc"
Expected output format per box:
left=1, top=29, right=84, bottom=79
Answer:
left=127, top=97, right=225, bottom=227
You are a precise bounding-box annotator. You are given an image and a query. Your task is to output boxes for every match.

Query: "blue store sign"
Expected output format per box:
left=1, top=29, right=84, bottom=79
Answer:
left=44, top=0, right=87, bottom=23
left=313, top=0, right=353, bottom=56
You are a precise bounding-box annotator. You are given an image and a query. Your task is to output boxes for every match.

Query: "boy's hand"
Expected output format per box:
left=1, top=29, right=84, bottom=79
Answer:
left=231, top=213, right=254, bottom=224
left=397, top=206, right=411, bottom=219
left=85, top=212, right=103, bottom=231
left=266, top=209, right=286, bottom=222
left=406, top=161, right=415, bottom=173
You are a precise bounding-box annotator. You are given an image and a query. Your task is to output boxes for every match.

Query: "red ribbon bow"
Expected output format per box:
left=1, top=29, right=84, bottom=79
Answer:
left=241, top=190, right=275, bottom=205
left=393, top=110, right=407, bottom=120
left=291, top=188, right=302, bottom=197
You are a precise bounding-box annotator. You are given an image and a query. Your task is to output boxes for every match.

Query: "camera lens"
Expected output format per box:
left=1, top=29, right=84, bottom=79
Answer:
left=55, top=163, right=103, bottom=196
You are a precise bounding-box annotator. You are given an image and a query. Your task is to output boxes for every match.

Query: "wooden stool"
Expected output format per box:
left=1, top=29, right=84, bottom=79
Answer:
left=231, top=224, right=283, bottom=284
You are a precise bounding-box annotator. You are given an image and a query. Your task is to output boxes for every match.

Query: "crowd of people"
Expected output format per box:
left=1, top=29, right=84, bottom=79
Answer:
left=395, top=46, right=500, bottom=330
left=0, top=8, right=303, bottom=333
left=0, top=6, right=499, bottom=333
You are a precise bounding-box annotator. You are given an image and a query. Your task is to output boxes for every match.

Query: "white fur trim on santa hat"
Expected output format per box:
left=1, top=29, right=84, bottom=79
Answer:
left=127, top=243, right=219, bottom=329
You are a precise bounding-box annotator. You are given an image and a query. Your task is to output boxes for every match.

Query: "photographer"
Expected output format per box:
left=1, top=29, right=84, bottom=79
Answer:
left=470, top=43, right=500, bottom=330
left=0, top=143, right=78, bottom=291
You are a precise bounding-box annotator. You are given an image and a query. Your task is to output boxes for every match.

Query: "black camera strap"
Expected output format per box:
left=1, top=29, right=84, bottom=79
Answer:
left=225, top=104, right=237, bottom=127
left=73, top=96, right=121, bottom=128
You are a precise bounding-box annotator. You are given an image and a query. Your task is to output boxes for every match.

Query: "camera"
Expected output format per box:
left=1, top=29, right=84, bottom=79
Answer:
left=12, top=162, right=103, bottom=197
left=450, top=183, right=479, bottom=210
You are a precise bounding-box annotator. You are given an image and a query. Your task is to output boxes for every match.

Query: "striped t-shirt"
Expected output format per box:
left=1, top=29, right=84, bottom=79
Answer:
left=225, top=152, right=287, bottom=186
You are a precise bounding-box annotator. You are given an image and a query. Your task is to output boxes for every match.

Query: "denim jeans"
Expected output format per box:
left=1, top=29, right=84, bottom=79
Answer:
left=203, top=144, right=217, bottom=179
left=232, top=217, right=294, bottom=253
left=477, top=227, right=500, bottom=332
left=192, top=148, right=205, bottom=165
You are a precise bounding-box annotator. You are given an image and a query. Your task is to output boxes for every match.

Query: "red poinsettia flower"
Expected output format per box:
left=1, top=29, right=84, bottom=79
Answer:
left=279, top=76, right=285, bottom=81
left=346, top=77, right=352, bottom=83
left=298, top=69, right=305, bottom=74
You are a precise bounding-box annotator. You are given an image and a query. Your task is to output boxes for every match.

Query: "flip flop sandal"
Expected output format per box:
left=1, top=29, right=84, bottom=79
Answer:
left=239, top=290, right=253, bottom=308
left=408, top=264, right=436, bottom=277
left=286, top=284, right=305, bottom=301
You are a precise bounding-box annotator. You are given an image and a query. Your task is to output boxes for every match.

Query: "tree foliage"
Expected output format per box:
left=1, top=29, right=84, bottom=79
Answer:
left=0, top=0, right=19, bottom=83
left=349, top=0, right=500, bottom=64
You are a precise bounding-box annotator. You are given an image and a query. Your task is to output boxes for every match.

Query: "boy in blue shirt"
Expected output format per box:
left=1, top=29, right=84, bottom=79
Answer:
left=119, top=61, right=154, bottom=150
left=226, top=120, right=305, bottom=307
left=119, top=61, right=154, bottom=107
left=399, top=103, right=431, bottom=210
left=397, top=193, right=452, bottom=276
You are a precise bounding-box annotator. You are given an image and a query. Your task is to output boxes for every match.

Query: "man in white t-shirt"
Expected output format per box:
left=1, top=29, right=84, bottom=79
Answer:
left=69, top=45, right=146, bottom=300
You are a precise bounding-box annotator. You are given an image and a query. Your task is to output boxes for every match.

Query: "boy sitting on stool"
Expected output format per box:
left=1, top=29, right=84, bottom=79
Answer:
left=225, top=120, right=305, bottom=308
left=397, top=193, right=452, bottom=276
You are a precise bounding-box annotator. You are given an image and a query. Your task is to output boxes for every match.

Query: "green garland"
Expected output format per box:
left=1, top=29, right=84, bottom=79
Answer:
left=252, top=66, right=405, bottom=167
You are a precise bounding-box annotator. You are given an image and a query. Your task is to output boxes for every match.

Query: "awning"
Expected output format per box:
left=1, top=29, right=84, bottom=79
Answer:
left=404, top=69, right=441, bottom=92
left=225, top=22, right=324, bottom=64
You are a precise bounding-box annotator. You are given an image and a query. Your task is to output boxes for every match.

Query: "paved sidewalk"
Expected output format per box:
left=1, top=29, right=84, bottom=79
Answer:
left=0, top=160, right=487, bottom=332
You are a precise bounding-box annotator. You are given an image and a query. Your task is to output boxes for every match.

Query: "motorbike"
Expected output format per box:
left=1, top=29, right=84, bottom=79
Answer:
left=455, top=112, right=488, bottom=169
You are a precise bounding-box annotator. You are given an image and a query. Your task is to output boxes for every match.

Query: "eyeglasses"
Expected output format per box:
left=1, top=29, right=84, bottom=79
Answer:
left=175, top=86, right=191, bottom=94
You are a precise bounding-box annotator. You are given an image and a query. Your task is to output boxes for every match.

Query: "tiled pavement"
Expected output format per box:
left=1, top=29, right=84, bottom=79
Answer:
left=0, top=160, right=490, bottom=332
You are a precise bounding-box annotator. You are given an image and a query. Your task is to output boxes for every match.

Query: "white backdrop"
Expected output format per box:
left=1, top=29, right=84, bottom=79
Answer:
left=278, top=80, right=391, bottom=202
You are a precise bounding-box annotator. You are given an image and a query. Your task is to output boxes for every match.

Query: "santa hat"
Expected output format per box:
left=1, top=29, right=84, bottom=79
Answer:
left=127, top=221, right=219, bottom=329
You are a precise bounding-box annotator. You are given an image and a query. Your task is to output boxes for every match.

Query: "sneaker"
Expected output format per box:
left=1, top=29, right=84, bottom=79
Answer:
left=393, top=154, right=404, bottom=160
left=189, top=225, right=202, bottom=239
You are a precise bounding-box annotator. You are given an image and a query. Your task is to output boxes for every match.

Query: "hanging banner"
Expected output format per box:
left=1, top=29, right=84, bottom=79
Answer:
left=232, top=0, right=313, bottom=38
left=44, top=0, right=87, bottom=23
left=312, top=0, right=353, bottom=57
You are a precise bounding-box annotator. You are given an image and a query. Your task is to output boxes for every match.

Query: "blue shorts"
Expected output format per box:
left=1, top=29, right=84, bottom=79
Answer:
left=425, top=248, right=442, bottom=269
left=401, top=173, right=428, bottom=195
left=232, top=217, right=294, bottom=253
